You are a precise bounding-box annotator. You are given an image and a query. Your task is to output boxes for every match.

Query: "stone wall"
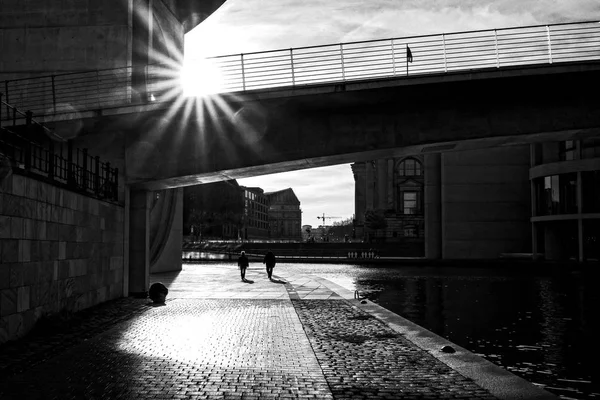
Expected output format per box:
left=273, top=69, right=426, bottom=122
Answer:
left=0, top=173, right=125, bottom=343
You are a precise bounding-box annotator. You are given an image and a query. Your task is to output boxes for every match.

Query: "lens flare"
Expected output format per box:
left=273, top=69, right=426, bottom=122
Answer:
left=181, top=59, right=225, bottom=97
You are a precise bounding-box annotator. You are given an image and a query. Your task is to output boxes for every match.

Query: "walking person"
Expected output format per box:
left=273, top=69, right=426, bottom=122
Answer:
left=238, top=251, right=249, bottom=282
left=263, top=250, right=276, bottom=280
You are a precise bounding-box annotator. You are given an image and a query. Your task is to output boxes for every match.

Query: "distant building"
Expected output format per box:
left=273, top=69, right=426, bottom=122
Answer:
left=183, top=180, right=243, bottom=240
left=353, top=138, right=600, bottom=261
left=301, top=225, right=312, bottom=242
left=266, top=188, right=302, bottom=241
left=240, top=187, right=270, bottom=240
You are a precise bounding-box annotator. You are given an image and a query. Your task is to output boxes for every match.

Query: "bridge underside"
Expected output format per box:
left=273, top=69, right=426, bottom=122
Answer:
left=45, top=62, right=600, bottom=190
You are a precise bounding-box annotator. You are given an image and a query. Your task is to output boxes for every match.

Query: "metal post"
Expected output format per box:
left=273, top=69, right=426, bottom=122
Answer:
left=48, top=141, right=55, bottom=180
left=391, top=39, right=396, bottom=75
left=114, top=167, right=118, bottom=201
left=82, top=148, right=88, bottom=191
left=340, top=44, right=346, bottom=81
left=546, top=25, right=553, bottom=64
left=442, top=34, right=448, bottom=72
left=24, top=138, right=31, bottom=171
left=289, top=49, right=296, bottom=86
left=67, top=140, right=74, bottom=186
left=494, top=29, right=500, bottom=68
left=94, top=156, right=100, bottom=194
left=241, top=54, right=246, bottom=91
left=51, top=76, right=57, bottom=114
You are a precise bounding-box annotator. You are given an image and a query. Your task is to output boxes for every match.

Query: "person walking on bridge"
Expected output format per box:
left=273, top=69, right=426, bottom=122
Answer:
left=238, top=251, right=249, bottom=282
left=263, top=250, right=277, bottom=280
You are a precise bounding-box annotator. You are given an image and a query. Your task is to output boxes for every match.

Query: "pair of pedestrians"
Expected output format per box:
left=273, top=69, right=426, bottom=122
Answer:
left=237, top=250, right=277, bottom=281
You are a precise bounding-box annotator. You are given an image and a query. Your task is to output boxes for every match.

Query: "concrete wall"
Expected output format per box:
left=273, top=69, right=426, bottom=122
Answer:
left=0, top=173, right=125, bottom=343
left=0, top=0, right=133, bottom=80
left=441, top=146, right=532, bottom=259
left=151, top=0, right=185, bottom=64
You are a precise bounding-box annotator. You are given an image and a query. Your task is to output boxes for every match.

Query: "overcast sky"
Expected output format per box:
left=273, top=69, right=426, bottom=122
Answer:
left=185, top=0, right=600, bottom=227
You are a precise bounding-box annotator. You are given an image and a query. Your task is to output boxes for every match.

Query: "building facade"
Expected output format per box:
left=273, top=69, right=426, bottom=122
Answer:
left=183, top=180, right=243, bottom=240
left=531, top=139, right=600, bottom=261
left=240, top=187, right=270, bottom=240
left=353, top=140, right=600, bottom=261
left=352, top=157, right=425, bottom=245
left=266, top=188, right=302, bottom=241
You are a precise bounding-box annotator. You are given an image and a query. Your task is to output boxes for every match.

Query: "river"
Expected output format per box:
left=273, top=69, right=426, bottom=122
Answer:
left=275, top=262, right=599, bottom=400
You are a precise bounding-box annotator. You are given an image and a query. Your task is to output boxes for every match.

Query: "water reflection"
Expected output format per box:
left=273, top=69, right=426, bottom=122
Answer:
left=280, top=263, right=599, bottom=400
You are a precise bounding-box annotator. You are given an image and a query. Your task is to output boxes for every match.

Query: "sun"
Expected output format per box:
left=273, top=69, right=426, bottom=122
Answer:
left=180, top=58, right=226, bottom=97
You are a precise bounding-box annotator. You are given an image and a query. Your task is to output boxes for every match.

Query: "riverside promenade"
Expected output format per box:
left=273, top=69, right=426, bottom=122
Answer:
left=0, top=263, right=558, bottom=400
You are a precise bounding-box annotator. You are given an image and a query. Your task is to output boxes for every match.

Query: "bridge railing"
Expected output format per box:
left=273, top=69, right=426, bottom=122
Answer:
left=208, top=20, right=600, bottom=91
left=0, top=102, right=119, bottom=202
left=1, top=21, right=599, bottom=121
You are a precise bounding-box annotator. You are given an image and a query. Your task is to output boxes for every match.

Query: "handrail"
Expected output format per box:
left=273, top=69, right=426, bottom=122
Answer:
left=1, top=20, right=598, bottom=121
left=0, top=127, right=119, bottom=202
left=0, top=97, right=65, bottom=142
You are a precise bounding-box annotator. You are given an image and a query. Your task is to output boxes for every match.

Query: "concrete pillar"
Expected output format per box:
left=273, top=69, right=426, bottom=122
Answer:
left=129, top=189, right=151, bottom=297
left=577, top=171, right=584, bottom=262
left=151, top=188, right=184, bottom=273
left=366, top=161, right=375, bottom=210
left=530, top=144, right=538, bottom=260
left=425, top=153, right=442, bottom=259
left=377, top=159, right=387, bottom=209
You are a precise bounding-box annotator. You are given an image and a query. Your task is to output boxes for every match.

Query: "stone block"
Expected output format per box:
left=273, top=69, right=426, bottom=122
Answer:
left=46, top=222, right=59, bottom=240
left=23, top=262, right=39, bottom=285
left=58, top=241, right=66, bottom=260
left=0, top=288, right=17, bottom=316
left=2, top=239, right=19, bottom=263
left=9, top=263, right=24, bottom=287
left=10, top=216, right=22, bottom=239
left=96, top=286, right=107, bottom=303
left=100, top=217, right=105, bottom=230
left=21, top=308, right=36, bottom=335
left=29, top=241, right=42, bottom=262
left=35, top=220, right=47, bottom=240
left=22, top=219, right=34, bottom=239
left=21, top=199, right=35, bottom=219
left=11, top=175, right=26, bottom=197
left=17, top=286, right=30, bottom=312
left=55, top=189, right=64, bottom=207
left=60, top=225, right=77, bottom=242
left=19, top=239, right=31, bottom=262
left=58, top=260, right=70, bottom=280
left=0, top=264, right=9, bottom=289
left=53, top=261, right=58, bottom=281
left=0, top=216, right=10, bottom=239
left=1, top=194, right=19, bottom=216
left=26, top=179, right=38, bottom=199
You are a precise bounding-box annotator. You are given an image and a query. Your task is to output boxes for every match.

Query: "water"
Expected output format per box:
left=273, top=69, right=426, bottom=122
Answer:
left=277, top=263, right=599, bottom=400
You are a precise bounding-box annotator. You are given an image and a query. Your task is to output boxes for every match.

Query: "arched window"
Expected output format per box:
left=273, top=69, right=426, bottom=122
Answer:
left=397, top=158, right=422, bottom=177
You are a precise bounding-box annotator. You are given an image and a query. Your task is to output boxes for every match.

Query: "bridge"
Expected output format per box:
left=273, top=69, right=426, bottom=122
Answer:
left=1, top=8, right=599, bottom=343
left=2, top=21, right=599, bottom=190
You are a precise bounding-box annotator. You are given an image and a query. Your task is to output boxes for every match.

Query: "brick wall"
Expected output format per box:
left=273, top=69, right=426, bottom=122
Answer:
left=0, top=173, right=125, bottom=343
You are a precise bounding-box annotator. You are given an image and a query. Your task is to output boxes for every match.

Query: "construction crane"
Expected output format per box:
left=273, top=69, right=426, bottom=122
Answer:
left=317, top=213, right=341, bottom=223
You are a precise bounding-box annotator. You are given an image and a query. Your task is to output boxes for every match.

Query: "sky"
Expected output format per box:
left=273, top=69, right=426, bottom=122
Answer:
left=184, top=0, right=600, bottom=227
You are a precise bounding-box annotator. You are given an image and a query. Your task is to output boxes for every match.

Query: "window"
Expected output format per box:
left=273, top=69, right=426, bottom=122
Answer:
left=403, top=225, right=418, bottom=237
left=398, top=159, right=422, bottom=177
left=559, top=140, right=576, bottom=161
left=538, top=173, right=577, bottom=215
left=402, top=192, right=419, bottom=215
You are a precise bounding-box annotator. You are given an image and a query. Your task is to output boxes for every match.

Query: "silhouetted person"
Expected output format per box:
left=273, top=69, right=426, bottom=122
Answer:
left=238, top=251, right=249, bottom=281
left=263, top=250, right=276, bottom=280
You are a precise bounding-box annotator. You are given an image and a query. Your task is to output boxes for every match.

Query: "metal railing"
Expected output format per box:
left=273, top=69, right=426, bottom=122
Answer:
left=0, top=125, right=119, bottom=202
left=1, top=21, right=599, bottom=121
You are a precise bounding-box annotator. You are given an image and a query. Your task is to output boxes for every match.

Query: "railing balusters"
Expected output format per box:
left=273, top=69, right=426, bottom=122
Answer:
left=391, top=39, right=396, bottom=76
left=546, top=25, right=553, bottom=64
left=442, top=34, right=448, bottom=73
left=494, top=29, right=500, bottom=68
left=241, top=54, right=246, bottom=91
left=340, top=44, right=346, bottom=81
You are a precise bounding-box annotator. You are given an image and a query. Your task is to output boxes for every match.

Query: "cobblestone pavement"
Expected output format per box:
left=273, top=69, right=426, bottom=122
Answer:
left=0, top=263, right=555, bottom=399
left=1, top=299, right=332, bottom=400
left=292, top=299, right=495, bottom=400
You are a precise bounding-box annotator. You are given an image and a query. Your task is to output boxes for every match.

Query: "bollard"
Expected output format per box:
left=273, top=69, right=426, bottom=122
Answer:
left=149, top=282, right=169, bottom=304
